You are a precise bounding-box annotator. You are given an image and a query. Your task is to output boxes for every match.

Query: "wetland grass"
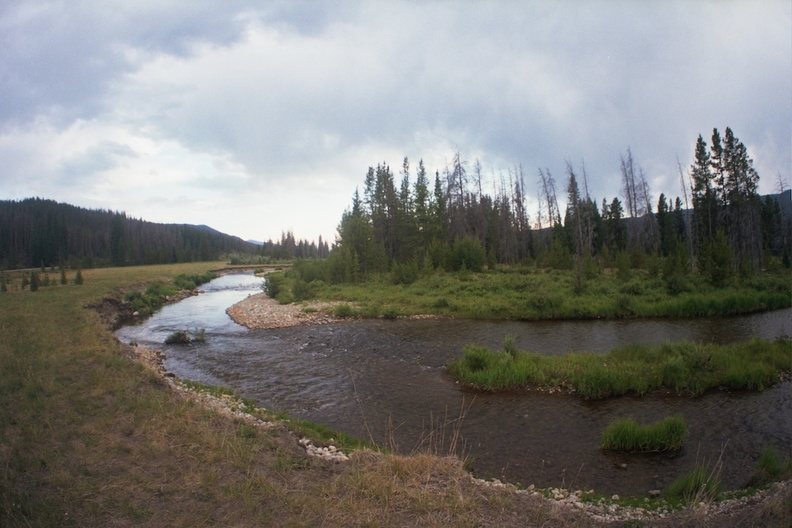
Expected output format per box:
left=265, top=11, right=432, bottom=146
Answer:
left=448, top=337, right=792, bottom=398
left=600, top=416, right=687, bottom=453
left=665, top=466, right=722, bottom=503
left=270, top=265, right=791, bottom=321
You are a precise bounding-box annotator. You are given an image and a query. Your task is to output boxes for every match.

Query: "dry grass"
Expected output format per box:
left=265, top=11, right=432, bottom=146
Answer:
left=1, top=262, right=787, bottom=527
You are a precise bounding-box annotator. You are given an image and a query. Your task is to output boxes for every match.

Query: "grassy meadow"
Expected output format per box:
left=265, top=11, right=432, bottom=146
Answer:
left=270, top=265, right=791, bottom=321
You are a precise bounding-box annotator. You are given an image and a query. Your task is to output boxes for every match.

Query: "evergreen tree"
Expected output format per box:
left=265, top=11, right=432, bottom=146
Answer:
left=722, top=127, right=763, bottom=272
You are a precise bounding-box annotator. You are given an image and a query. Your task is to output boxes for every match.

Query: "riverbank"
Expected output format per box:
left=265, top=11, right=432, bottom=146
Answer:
left=226, top=291, right=445, bottom=329
left=124, top=325, right=792, bottom=527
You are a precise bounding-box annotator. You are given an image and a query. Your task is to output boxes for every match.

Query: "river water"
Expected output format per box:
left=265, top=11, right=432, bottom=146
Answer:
left=116, top=273, right=792, bottom=496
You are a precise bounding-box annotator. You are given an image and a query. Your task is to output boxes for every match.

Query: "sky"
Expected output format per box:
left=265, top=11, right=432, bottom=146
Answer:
left=1, top=1, right=790, bottom=244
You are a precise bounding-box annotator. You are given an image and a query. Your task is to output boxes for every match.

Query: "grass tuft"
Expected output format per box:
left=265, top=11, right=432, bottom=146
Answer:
left=600, top=416, right=686, bottom=452
left=665, top=465, right=722, bottom=503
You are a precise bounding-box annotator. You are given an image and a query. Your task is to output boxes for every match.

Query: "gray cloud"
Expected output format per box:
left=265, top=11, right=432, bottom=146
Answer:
left=0, top=1, right=789, bottom=242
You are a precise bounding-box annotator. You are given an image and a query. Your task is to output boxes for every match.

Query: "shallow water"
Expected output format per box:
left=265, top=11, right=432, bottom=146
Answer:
left=117, top=273, right=792, bottom=495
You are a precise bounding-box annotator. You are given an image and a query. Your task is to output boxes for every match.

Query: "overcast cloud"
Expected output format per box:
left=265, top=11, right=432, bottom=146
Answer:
left=1, top=1, right=789, bottom=243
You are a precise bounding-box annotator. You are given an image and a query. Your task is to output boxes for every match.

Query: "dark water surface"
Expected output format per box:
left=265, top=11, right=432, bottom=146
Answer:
left=116, top=273, right=792, bottom=496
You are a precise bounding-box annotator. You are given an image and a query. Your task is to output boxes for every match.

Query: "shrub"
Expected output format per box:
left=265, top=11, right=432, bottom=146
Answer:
left=432, top=297, right=450, bottom=309
left=292, top=278, right=316, bottom=301
left=145, top=281, right=177, bottom=299
left=165, top=331, right=192, bottom=345
left=528, top=290, right=562, bottom=314
left=450, top=237, right=486, bottom=272
left=619, top=279, right=644, bottom=296
left=165, top=329, right=206, bottom=345
left=263, top=274, right=284, bottom=298
left=333, top=304, right=356, bottom=318
left=390, top=260, right=420, bottom=285
left=381, top=306, right=399, bottom=319
left=173, top=272, right=214, bottom=291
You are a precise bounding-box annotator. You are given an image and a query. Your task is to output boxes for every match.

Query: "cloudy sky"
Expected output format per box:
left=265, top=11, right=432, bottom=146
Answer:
left=2, top=1, right=790, bottom=244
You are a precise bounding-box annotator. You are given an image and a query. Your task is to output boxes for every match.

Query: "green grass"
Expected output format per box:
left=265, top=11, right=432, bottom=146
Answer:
left=665, top=466, right=722, bottom=503
left=268, top=266, right=791, bottom=321
left=747, top=444, right=792, bottom=487
left=447, top=336, right=792, bottom=399
left=123, top=271, right=216, bottom=315
left=600, top=416, right=687, bottom=452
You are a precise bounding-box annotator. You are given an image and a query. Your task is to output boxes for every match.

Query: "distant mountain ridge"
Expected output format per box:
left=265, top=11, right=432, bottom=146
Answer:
left=0, top=197, right=259, bottom=269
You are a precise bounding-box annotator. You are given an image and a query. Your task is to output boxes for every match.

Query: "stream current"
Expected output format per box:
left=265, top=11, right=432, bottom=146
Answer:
left=116, top=273, right=792, bottom=496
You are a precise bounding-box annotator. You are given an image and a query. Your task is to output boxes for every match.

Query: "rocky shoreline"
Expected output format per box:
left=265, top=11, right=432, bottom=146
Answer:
left=226, top=292, right=340, bottom=329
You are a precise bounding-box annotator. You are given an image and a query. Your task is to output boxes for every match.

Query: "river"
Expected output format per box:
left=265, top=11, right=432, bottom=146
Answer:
left=116, top=273, right=792, bottom=496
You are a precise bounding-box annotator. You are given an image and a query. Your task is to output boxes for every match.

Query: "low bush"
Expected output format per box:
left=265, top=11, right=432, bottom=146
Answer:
left=165, top=328, right=206, bottom=345
left=173, top=272, right=214, bottom=290
left=333, top=303, right=356, bottom=318
left=263, top=273, right=284, bottom=298
left=291, top=278, right=316, bottom=301
left=600, top=416, right=686, bottom=452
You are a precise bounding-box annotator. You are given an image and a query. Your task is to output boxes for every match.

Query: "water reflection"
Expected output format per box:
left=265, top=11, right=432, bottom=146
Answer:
left=117, top=274, right=792, bottom=495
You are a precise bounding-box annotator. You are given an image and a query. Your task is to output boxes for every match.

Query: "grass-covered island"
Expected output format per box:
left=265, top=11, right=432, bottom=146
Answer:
left=266, top=264, right=791, bottom=321
left=447, top=337, right=792, bottom=398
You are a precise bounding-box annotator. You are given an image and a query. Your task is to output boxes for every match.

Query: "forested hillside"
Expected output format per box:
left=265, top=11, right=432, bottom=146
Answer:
left=0, top=198, right=259, bottom=269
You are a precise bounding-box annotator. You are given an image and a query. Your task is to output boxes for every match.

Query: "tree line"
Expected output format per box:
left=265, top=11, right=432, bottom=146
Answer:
left=308, top=127, right=789, bottom=285
left=0, top=198, right=260, bottom=269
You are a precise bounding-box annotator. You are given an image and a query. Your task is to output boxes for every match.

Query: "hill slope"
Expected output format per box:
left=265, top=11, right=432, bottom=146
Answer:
left=0, top=197, right=258, bottom=269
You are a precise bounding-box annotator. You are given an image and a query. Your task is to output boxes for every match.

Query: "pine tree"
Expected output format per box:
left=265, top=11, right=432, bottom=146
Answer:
left=721, top=127, right=763, bottom=272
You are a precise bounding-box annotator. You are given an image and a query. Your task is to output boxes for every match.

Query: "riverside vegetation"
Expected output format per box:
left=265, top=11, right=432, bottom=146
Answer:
left=600, top=416, right=687, bottom=453
left=264, top=263, right=791, bottom=321
left=2, top=263, right=791, bottom=526
left=447, top=336, right=791, bottom=398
